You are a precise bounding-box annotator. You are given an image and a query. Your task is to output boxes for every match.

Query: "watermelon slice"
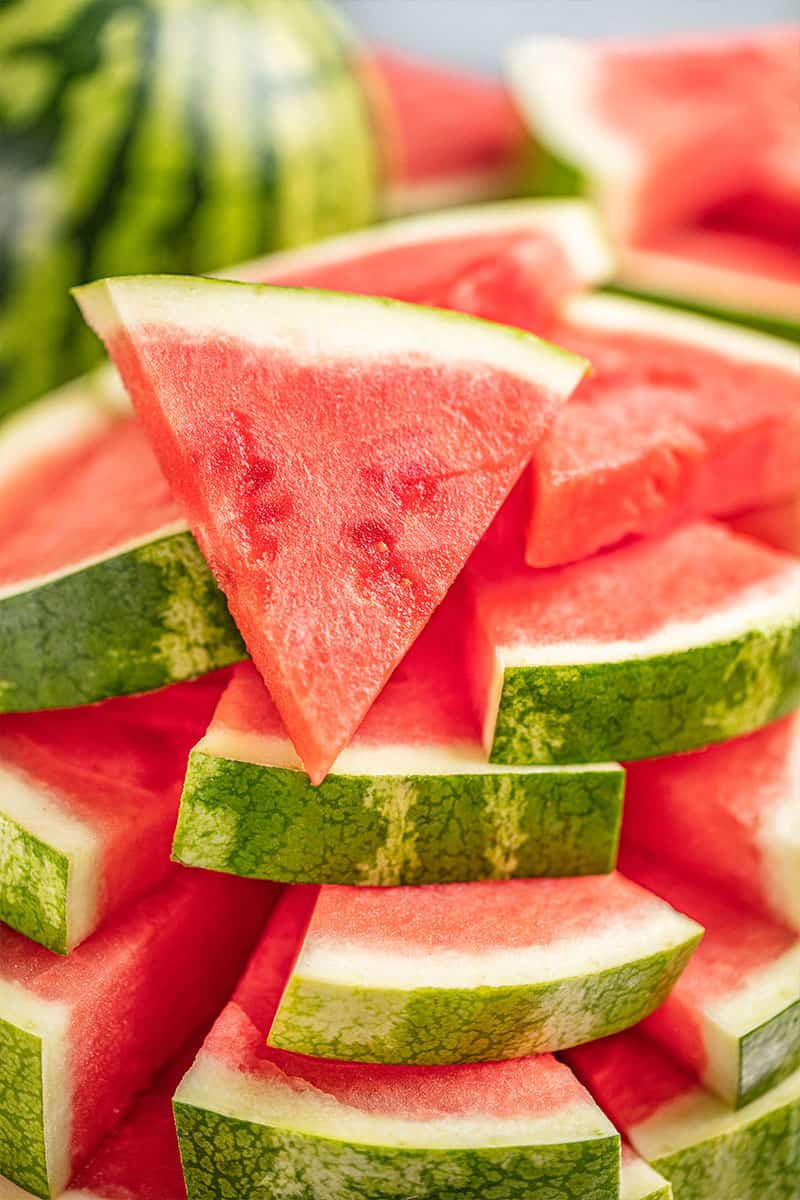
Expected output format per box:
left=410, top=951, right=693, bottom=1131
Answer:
left=374, top=51, right=528, bottom=215
left=621, top=848, right=800, bottom=1108
left=173, top=599, right=624, bottom=886
left=0, top=869, right=275, bottom=1198
left=173, top=887, right=621, bottom=1199
left=528, top=293, right=800, bottom=567
left=729, top=494, right=800, bottom=556
left=621, top=1144, right=672, bottom=1200
left=5, top=199, right=606, bottom=716
left=567, top=1030, right=800, bottom=1200
left=0, top=674, right=224, bottom=954
left=624, top=716, right=800, bottom=934
left=266, top=874, right=700, bottom=1065
left=468, top=513, right=800, bottom=765
left=75, top=277, right=586, bottom=783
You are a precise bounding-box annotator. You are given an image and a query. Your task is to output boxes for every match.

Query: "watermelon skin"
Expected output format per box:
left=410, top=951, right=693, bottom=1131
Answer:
left=568, top=1032, right=800, bottom=1200
left=470, top=518, right=800, bottom=766
left=621, top=1145, right=671, bottom=1200
left=0, top=0, right=379, bottom=419
left=267, top=875, right=701, bottom=1066
left=173, top=890, right=621, bottom=1200
left=75, top=276, right=586, bottom=783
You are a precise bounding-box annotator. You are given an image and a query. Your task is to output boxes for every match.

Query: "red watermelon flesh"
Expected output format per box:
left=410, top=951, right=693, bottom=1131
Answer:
left=729, top=494, right=800, bottom=556
left=373, top=51, right=526, bottom=214
left=0, top=869, right=276, bottom=1195
left=526, top=297, right=800, bottom=566
left=76, top=278, right=585, bottom=783
left=624, top=716, right=800, bottom=933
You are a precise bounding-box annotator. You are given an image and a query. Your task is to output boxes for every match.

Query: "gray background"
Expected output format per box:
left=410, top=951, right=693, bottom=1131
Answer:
left=339, top=0, right=796, bottom=72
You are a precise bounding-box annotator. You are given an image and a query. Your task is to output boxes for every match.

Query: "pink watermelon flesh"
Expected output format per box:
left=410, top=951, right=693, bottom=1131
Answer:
left=623, top=715, right=800, bottom=930
left=0, top=421, right=179, bottom=589
left=67, top=1044, right=195, bottom=1200
left=197, top=887, right=600, bottom=1121
left=0, top=869, right=276, bottom=1188
left=526, top=316, right=800, bottom=567
left=729, top=494, right=800, bottom=556
left=373, top=51, right=526, bottom=209
left=0, top=674, right=225, bottom=941
left=592, top=27, right=799, bottom=242
left=88, top=289, right=578, bottom=784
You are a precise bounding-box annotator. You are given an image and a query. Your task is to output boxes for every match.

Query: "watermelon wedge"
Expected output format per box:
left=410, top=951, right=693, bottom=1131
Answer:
left=0, top=674, right=224, bottom=954
left=2, top=199, right=608, bottom=715
left=621, top=1144, right=672, bottom=1200
left=624, top=716, right=800, bottom=934
left=266, top=875, right=700, bottom=1065
left=730, top=494, right=800, bottom=556
left=75, top=277, right=587, bottom=783
left=528, top=293, right=800, bottom=567
left=567, top=1030, right=800, bottom=1200
left=0, top=869, right=275, bottom=1198
left=468, top=514, right=800, bottom=765
left=173, top=888, right=621, bottom=1199
left=173, top=600, right=624, bottom=885
left=621, top=848, right=800, bottom=1108
left=374, top=51, right=528, bottom=215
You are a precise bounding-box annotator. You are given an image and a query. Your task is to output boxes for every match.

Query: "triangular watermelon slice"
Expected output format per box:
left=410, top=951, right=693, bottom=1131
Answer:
left=75, top=278, right=586, bottom=782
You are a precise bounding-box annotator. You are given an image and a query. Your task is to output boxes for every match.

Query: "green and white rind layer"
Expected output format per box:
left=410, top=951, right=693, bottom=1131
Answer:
left=630, top=1066, right=800, bottom=1200
left=613, top=249, right=800, bottom=343
left=485, top=567, right=800, bottom=765
left=0, top=979, right=70, bottom=1198
left=0, top=765, right=101, bottom=955
left=268, top=908, right=702, bottom=1064
left=229, top=197, right=615, bottom=290
left=685, top=943, right=800, bottom=1109
left=173, top=1051, right=621, bottom=1200
left=762, top=726, right=800, bottom=932
left=0, top=530, right=246, bottom=712
left=173, top=735, right=624, bottom=884
left=621, top=1151, right=672, bottom=1200
left=74, top=276, right=588, bottom=399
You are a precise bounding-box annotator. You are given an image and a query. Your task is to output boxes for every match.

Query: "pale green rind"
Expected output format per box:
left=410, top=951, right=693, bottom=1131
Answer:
left=620, top=1157, right=672, bottom=1200
left=0, top=1018, right=47, bottom=1198
left=268, top=937, right=700, bottom=1065
left=0, top=814, right=68, bottom=955
left=490, top=620, right=800, bottom=764
left=173, top=750, right=624, bottom=885
left=650, top=1093, right=800, bottom=1200
left=173, top=1101, right=620, bottom=1200
left=608, top=285, right=800, bottom=344
left=0, top=532, right=246, bottom=712
left=737, top=999, right=800, bottom=1109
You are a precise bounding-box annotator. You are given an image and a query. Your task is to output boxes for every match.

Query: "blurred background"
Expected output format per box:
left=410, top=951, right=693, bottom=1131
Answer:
left=340, top=0, right=797, bottom=70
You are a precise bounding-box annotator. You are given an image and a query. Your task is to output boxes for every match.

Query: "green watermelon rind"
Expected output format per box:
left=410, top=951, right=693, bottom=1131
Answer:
left=0, top=531, right=246, bottom=713
left=172, top=1099, right=621, bottom=1200
left=0, top=1017, right=48, bottom=1198
left=736, top=999, right=800, bottom=1110
left=621, top=1152, right=672, bottom=1200
left=0, top=812, right=69, bottom=955
left=268, top=934, right=701, bottom=1065
left=607, top=284, right=800, bottom=345
left=489, top=614, right=800, bottom=765
left=172, top=748, right=624, bottom=885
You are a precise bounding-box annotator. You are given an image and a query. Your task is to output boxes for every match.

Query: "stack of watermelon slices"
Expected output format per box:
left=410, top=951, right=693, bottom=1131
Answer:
left=1, top=128, right=799, bottom=1200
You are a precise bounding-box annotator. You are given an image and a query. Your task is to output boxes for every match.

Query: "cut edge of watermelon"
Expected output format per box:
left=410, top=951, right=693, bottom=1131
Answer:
left=562, top=291, right=800, bottom=370
left=621, top=1145, right=672, bottom=1200
left=616, top=244, right=800, bottom=326
left=227, top=198, right=615, bottom=290
left=0, top=978, right=71, bottom=1195
left=0, top=765, right=100, bottom=954
left=763, top=726, right=800, bottom=929
left=73, top=276, right=588, bottom=397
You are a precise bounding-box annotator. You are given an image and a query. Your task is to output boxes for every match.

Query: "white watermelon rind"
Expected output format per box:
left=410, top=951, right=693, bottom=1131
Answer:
left=172, top=1050, right=621, bottom=1200
left=621, top=1148, right=672, bottom=1200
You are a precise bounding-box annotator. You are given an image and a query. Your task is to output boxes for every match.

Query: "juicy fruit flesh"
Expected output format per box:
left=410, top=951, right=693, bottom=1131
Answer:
left=104, top=304, right=572, bottom=783
left=527, top=323, right=800, bottom=566
left=567, top=1029, right=697, bottom=1129
left=0, top=421, right=178, bottom=588
left=308, top=872, right=664, bottom=954
left=481, top=519, right=794, bottom=650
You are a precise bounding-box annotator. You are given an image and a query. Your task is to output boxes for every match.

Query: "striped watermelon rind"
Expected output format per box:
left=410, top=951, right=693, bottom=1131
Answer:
left=173, top=745, right=624, bottom=886
left=0, top=995, right=54, bottom=1198
left=0, top=0, right=380, bottom=418
left=0, top=811, right=72, bottom=954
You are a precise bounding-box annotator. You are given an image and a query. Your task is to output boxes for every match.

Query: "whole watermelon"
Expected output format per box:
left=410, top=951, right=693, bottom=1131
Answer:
left=0, top=0, right=381, bottom=418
